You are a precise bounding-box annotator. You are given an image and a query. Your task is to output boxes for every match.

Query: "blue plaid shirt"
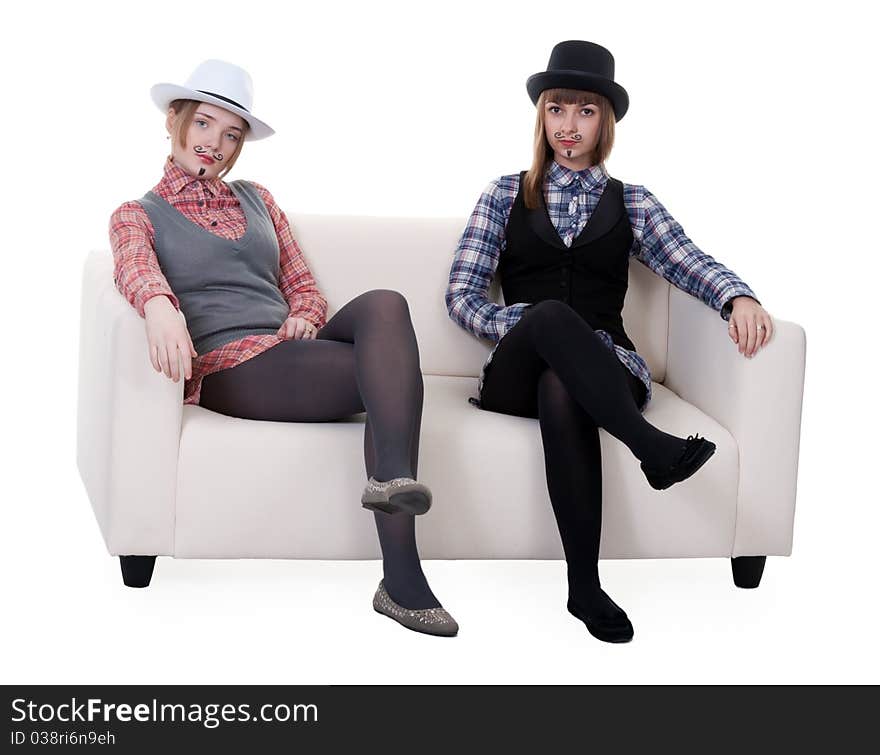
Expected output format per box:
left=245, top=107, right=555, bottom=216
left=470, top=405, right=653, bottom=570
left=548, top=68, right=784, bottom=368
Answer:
left=445, top=161, right=760, bottom=411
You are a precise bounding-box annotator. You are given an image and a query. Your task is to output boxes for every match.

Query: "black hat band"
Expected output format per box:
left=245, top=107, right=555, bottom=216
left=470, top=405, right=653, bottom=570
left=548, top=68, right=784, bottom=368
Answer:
left=196, top=90, right=250, bottom=113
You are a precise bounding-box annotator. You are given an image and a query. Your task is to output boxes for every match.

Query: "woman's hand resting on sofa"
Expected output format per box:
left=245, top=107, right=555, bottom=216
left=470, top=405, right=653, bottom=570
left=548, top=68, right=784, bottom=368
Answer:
left=143, top=295, right=198, bottom=382
left=276, top=316, right=318, bottom=340
left=728, top=296, right=774, bottom=358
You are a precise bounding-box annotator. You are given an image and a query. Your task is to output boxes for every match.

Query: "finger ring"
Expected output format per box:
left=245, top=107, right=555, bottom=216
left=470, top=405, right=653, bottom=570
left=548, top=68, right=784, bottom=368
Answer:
left=757, top=325, right=764, bottom=330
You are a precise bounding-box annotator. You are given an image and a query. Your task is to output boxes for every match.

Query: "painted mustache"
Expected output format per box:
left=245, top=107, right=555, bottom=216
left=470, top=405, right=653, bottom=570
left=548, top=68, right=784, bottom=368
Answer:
left=193, top=145, right=223, bottom=161
left=553, top=132, right=582, bottom=141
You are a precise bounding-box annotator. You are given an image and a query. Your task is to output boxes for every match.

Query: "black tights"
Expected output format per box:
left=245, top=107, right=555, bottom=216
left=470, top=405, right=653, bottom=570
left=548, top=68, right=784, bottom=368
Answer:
left=479, top=300, right=689, bottom=617
left=198, top=289, right=440, bottom=610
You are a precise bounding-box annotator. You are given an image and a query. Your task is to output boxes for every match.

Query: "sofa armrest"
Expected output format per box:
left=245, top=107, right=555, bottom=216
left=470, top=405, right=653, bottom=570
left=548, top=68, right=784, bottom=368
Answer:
left=76, top=250, right=183, bottom=556
left=663, top=286, right=807, bottom=557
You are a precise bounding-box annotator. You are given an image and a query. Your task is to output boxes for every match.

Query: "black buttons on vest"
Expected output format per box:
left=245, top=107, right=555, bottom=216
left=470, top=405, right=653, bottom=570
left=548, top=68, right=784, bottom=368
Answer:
left=561, top=252, right=572, bottom=290
left=211, top=221, right=218, bottom=227
left=499, top=175, right=637, bottom=354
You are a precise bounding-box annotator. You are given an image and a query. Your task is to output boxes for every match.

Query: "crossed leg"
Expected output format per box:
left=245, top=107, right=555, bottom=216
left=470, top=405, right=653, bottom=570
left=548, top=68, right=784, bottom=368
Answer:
left=199, top=289, right=439, bottom=609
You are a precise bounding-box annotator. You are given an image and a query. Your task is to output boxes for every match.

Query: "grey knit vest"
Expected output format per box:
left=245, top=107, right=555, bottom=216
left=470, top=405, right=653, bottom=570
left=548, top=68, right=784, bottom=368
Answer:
left=138, top=180, right=289, bottom=355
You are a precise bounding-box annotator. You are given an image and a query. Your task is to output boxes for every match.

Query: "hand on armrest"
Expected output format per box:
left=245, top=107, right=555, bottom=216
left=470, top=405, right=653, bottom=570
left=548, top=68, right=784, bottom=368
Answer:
left=144, top=294, right=198, bottom=383
left=77, top=251, right=183, bottom=555
left=663, top=285, right=806, bottom=556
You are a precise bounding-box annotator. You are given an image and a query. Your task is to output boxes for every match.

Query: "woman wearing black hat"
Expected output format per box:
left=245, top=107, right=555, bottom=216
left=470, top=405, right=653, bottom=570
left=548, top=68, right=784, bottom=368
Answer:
left=110, top=59, right=458, bottom=637
left=446, top=41, right=772, bottom=643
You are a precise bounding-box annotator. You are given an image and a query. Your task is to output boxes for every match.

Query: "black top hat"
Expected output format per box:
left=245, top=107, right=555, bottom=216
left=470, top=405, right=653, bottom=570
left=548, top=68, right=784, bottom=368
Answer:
left=526, top=40, right=630, bottom=122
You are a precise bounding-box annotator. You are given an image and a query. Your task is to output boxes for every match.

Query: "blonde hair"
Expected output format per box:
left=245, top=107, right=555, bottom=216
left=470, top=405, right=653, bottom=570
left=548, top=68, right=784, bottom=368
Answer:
left=523, top=88, right=616, bottom=209
left=168, top=98, right=249, bottom=179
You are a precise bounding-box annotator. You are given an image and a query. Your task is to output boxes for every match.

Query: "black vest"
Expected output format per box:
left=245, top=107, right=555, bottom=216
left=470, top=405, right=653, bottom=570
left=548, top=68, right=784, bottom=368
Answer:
left=497, top=171, right=636, bottom=352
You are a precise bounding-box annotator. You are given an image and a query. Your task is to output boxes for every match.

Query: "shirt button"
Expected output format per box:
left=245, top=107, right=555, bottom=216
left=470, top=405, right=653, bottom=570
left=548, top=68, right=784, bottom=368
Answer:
left=198, top=201, right=204, bottom=207
left=211, top=221, right=218, bottom=227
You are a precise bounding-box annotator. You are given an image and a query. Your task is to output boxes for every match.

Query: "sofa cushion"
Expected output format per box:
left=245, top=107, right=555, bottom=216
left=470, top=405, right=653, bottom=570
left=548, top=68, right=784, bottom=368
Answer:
left=174, top=375, right=737, bottom=559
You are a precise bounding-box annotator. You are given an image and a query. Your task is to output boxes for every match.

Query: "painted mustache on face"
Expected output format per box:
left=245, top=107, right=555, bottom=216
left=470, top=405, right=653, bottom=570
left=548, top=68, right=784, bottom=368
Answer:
left=554, top=132, right=582, bottom=158
left=193, top=145, right=223, bottom=161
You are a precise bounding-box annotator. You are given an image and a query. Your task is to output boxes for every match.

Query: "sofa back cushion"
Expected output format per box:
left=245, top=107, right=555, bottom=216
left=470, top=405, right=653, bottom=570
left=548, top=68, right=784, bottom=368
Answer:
left=289, top=213, right=670, bottom=381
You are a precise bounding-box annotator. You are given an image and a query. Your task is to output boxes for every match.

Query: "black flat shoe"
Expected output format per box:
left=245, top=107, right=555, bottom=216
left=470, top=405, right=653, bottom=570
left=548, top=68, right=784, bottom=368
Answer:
left=567, top=598, right=634, bottom=644
left=641, top=434, right=717, bottom=491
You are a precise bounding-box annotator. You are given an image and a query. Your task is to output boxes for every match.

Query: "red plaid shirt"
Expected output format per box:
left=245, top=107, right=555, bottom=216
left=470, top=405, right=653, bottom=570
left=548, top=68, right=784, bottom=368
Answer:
left=109, top=157, right=328, bottom=405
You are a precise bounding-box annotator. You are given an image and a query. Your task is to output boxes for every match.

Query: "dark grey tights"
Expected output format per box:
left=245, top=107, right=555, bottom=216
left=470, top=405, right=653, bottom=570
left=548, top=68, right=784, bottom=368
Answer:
left=198, top=289, right=440, bottom=609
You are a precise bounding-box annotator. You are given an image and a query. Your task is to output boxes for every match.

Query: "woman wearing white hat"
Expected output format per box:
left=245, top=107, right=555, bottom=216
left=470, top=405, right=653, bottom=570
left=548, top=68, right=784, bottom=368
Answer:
left=109, top=59, right=458, bottom=637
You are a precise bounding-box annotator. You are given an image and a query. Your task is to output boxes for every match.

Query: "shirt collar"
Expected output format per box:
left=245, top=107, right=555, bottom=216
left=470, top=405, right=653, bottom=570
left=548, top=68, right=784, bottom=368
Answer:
left=547, top=160, right=608, bottom=192
left=159, top=155, right=227, bottom=197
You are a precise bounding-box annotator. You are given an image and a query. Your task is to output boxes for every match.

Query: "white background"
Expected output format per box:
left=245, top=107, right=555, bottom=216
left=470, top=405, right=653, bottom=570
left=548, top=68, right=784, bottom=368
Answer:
left=2, top=0, right=878, bottom=683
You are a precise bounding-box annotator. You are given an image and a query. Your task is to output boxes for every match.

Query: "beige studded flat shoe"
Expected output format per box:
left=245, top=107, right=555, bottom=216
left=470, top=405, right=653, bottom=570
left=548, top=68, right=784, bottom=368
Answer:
left=372, top=581, right=459, bottom=637
left=361, top=477, right=432, bottom=515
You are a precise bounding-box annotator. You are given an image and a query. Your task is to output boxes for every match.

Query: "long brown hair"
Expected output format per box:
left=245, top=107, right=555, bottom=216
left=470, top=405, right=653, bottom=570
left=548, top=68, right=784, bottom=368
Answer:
left=168, top=98, right=249, bottom=179
left=523, top=88, right=616, bottom=209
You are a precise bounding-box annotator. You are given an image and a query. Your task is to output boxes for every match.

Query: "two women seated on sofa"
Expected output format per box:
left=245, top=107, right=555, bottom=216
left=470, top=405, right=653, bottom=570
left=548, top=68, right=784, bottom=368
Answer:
left=110, top=47, right=771, bottom=643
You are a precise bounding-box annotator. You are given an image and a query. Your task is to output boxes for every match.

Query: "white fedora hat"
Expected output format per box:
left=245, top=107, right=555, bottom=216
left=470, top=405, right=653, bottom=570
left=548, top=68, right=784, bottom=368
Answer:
left=150, top=59, right=275, bottom=141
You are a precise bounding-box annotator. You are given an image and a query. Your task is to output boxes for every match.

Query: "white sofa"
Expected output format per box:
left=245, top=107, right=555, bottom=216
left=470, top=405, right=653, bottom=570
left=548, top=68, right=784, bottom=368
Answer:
left=77, top=214, right=807, bottom=589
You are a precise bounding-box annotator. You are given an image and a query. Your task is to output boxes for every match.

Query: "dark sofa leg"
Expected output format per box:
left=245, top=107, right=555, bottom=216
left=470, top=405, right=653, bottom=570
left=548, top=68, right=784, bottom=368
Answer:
left=731, top=556, right=766, bottom=589
left=119, top=556, right=157, bottom=588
